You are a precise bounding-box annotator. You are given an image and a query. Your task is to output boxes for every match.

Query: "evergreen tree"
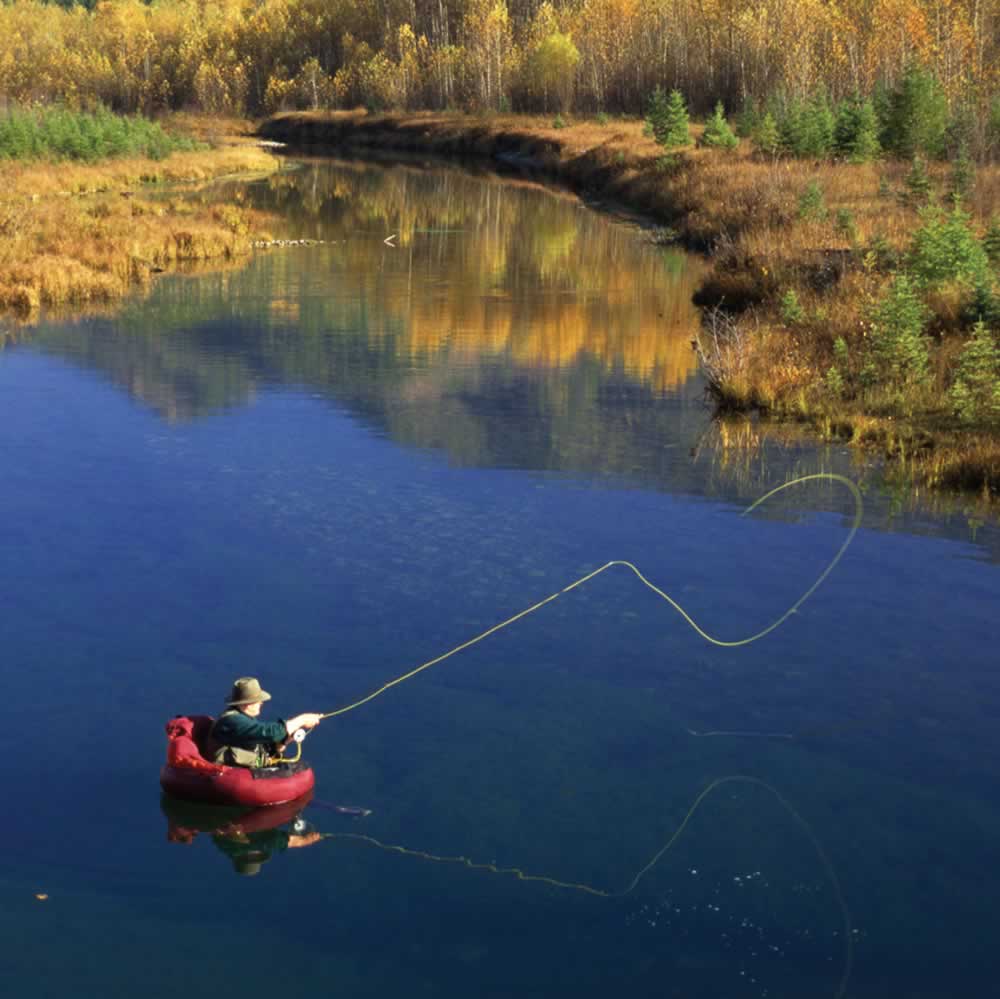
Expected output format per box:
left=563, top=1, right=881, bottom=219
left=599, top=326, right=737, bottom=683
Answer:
left=882, top=63, right=949, bottom=159
left=907, top=201, right=989, bottom=287
left=950, top=143, right=975, bottom=203
left=645, top=87, right=670, bottom=143
left=949, top=321, right=1000, bottom=424
left=833, top=96, right=880, bottom=162
left=735, top=97, right=759, bottom=138
left=904, top=155, right=933, bottom=204
left=753, top=111, right=781, bottom=157
left=655, top=88, right=690, bottom=147
left=779, top=92, right=834, bottom=157
left=983, top=215, right=1000, bottom=266
left=863, top=274, right=931, bottom=389
left=797, top=180, right=827, bottom=221
left=700, top=101, right=738, bottom=149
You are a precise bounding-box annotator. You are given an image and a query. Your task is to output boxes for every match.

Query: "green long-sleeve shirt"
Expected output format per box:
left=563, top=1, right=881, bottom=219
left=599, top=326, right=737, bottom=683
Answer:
left=211, top=709, right=288, bottom=766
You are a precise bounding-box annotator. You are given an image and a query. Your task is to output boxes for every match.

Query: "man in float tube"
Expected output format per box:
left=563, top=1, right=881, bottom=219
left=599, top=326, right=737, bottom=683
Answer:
left=211, top=677, right=322, bottom=768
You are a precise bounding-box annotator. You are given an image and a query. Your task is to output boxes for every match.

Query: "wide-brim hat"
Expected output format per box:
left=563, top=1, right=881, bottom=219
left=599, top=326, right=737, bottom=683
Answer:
left=227, top=677, right=272, bottom=707
left=232, top=854, right=265, bottom=877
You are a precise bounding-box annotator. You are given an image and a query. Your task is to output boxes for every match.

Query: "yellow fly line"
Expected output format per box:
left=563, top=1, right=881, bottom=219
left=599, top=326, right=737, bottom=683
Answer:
left=310, top=473, right=862, bottom=999
left=321, top=473, right=863, bottom=721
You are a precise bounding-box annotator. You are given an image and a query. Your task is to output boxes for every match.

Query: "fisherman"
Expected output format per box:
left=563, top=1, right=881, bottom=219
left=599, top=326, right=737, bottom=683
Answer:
left=211, top=676, right=322, bottom=768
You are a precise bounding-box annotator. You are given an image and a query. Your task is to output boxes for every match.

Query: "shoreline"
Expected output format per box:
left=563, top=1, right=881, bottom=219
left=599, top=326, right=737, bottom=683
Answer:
left=0, top=127, right=280, bottom=320
left=261, top=111, right=1000, bottom=501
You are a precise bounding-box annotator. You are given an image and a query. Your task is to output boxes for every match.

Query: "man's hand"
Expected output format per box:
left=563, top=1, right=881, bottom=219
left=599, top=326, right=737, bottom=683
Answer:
left=286, top=712, right=323, bottom=737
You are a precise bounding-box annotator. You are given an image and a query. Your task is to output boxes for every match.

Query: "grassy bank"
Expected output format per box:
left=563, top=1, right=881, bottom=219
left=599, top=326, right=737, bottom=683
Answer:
left=261, top=110, right=1000, bottom=498
left=0, top=113, right=278, bottom=318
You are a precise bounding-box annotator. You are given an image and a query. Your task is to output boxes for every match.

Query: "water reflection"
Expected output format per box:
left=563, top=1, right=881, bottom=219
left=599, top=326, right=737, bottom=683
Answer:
left=162, top=793, right=322, bottom=876
left=16, top=157, right=1000, bottom=541
left=25, top=158, right=705, bottom=414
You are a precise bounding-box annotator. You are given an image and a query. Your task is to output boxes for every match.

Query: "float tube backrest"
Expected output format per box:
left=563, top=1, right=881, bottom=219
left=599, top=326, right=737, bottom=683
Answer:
left=165, top=715, right=224, bottom=773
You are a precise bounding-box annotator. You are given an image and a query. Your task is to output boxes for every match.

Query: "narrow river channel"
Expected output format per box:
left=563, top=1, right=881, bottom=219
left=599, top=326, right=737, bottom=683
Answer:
left=1, top=158, right=998, bottom=998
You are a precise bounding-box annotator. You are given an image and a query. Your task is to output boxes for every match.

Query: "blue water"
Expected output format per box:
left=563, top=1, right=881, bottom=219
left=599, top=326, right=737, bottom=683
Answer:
left=2, top=160, right=999, bottom=998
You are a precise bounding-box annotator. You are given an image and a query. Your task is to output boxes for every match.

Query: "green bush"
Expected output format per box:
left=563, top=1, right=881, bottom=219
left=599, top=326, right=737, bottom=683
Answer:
left=780, top=288, right=805, bottom=324
left=950, top=143, right=976, bottom=202
left=596, top=111, right=610, bottom=126
left=984, top=215, right=1000, bottom=266
left=797, top=180, right=827, bottom=222
left=780, top=92, right=834, bottom=157
left=552, top=113, right=566, bottom=129
left=903, top=155, right=933, bottom=204
left=647, top=87, right=690, bottom=147
left=949, top=321, right=1000, bottom=423
left=833, top=96, right=881, bottom=162
left=735, top=98, right=759, bottom=138
left=863, top=274, right=931, bottom=388
left=963, top=281, right=1000, bottom=328
left=907, top=201, right=990, bottom=287
left=880, top=63, right=949, bottom=159
left=836, top=208, right=859, bottom=244
left=753, top=111, right=781, bottom=157
left=0, top=105, right=199, bottom=162
left=700, top=101, right=738, bottom=149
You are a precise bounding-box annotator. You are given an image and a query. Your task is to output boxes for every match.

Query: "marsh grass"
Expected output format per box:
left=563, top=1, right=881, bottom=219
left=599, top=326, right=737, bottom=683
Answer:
left=0, top=141, right=278, bottom=316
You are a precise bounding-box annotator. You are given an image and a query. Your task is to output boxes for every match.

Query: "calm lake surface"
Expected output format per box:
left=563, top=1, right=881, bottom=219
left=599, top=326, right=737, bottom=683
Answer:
left=2, top=158, right=999, bottom=998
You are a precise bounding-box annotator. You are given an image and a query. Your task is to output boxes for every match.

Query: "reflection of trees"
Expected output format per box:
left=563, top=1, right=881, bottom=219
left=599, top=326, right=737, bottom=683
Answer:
left=235, top=159, right=707, bottom=394
left=27, top=156, right=708, bottom=439
left=22, top=157, right=1000, bottom=541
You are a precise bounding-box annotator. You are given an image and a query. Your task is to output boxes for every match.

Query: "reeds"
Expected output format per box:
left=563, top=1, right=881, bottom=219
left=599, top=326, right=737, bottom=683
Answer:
left=0, top=142, right=277, bottom=316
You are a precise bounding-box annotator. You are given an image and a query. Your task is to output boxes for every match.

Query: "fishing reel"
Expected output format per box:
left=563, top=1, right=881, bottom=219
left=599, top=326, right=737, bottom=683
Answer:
left=267, top=726, right=309, bottom=766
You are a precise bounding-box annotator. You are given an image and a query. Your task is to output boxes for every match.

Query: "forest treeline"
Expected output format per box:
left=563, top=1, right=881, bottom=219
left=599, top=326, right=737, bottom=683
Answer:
left=5, top=0, right=1000, bottom=154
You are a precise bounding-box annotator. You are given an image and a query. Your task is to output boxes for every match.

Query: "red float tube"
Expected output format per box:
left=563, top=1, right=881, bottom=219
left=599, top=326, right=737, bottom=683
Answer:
left=160, top=715, right=315, bottom=807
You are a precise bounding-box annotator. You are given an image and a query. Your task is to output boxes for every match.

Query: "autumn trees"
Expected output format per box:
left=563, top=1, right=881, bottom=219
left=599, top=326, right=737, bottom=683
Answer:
left=3, top=0, right=1000, bottom=158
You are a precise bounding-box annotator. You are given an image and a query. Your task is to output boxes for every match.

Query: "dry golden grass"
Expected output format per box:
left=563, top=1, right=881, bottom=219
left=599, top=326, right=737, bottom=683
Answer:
left=0, top=138, right=278, bottom=317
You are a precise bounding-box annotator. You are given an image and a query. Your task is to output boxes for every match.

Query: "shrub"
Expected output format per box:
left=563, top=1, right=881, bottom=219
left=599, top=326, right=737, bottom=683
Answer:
left=950, top=143, right=976, bottom=202
left=647, top=87, right=690, bottom=147
left=903, top=155, right=933, bottom=204
left=963, top=281, right=1000, bottom=328
left=907, top=202, right=990, bottom=287
left=833, top=96, right=881, bottom=162
left=552, top=113, right=566, bottom=129
left=700, top=101, right=738, bottom=149
left=780, top=92, right=834, bottom=157
left=825, top=336, right=850, bottom=398
left=949, top=321, right=1000, bottom=423
left=984, top=215, right=1000, bottom=266
left=0, top=106, right=198, bottom=162
left=735, top=98, right=759, bottom=138
left=881, top=63, right=949, bottom=159
left=836, top=208, right=859, bottom=244
left=797, top=180, right=827, bottom=222
left=866, top=231, right=899, bottom=271
left=596, top=111, right=610, bottom=126
left=753, top=111, right=781, bottom=158
left=862, top=274, right=931, bottom=388
left=780, top=288, right=805, bottom=324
